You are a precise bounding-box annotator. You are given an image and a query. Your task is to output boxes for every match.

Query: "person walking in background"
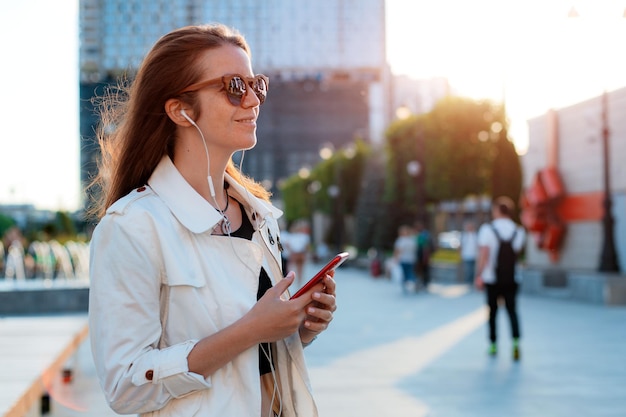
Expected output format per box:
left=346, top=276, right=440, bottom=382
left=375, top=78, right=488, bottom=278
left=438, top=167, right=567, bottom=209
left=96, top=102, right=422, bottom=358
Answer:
left=2, top=227, right=26, bottom=280
left=286, top=219, right=311, bottom=289
left=393, top=224, right=417, bottom=293
left=87, top=24, right=337, bottom=416
left=459, top=221, right=478, bottom=286
left=475, top=196, right=526, bottom=360
left=415, top=221, right=435, bottom=290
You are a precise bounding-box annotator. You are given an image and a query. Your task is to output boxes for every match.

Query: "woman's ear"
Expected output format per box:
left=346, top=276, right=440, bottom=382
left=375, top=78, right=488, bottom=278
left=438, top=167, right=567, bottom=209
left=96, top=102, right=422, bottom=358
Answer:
left=165, top=98, right=194, bottom=126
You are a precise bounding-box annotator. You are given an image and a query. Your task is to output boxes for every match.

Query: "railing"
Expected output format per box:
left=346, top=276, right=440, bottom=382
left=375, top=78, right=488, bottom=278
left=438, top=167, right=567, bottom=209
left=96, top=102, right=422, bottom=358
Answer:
left=0, top=315, right=89, bottom=417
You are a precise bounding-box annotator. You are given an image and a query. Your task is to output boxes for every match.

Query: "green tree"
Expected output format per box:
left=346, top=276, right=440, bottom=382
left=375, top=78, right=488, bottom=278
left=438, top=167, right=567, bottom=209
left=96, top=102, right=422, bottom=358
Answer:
left=384, top=115, right=424, bottom=218
left=280, top=140, right=370, bottom=224
left=383, top=96, right=522, bottom=249
left=0, top=213, right=16, bottom=239
left=56, top=211, right=78, bottom=238
left=422, top=96, right=498, bottom=200
left=353, top=148, right=390, bottom=251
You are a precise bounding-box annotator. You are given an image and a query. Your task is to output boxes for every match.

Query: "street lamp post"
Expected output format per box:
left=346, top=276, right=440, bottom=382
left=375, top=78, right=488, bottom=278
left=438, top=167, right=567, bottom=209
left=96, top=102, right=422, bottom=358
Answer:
left=306, top=179, right=322, bottom=250
left=598, top=91, right=620, bottom=272
left=320, top=144, right=343, bottom=253
left=327, top=183, right=342, bottom=253
left=406, top=160, right=424, bottom=222
left=567, top=8, right=622, bottom=272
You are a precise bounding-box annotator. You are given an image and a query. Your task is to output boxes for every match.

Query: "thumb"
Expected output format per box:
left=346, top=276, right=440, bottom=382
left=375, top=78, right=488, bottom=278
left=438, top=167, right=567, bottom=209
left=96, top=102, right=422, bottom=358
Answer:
left=273, top=272, right=295, bottom=296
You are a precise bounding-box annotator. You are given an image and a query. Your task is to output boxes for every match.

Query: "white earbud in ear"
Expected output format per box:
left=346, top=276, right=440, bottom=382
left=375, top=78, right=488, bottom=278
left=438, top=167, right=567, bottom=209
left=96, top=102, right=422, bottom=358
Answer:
left=180, top=109, right=195, bottom=125
left=179, top=108, right=215, bottom=198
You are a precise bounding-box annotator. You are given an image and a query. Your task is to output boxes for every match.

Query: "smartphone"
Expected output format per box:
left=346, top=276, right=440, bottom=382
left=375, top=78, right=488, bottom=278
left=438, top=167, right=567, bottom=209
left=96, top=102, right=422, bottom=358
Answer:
left=290, top=252, right=349, bottom=299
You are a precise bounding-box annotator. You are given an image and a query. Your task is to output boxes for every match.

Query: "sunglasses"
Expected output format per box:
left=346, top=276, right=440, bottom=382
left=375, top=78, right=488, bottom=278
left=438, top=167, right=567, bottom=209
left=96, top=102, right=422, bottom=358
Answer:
left=179, top=74, right=269, bottom=107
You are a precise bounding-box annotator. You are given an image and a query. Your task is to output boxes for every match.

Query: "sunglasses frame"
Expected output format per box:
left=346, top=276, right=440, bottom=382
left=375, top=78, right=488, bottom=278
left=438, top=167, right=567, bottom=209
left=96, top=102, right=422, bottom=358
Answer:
left=178, top=74, right=269, bottom=107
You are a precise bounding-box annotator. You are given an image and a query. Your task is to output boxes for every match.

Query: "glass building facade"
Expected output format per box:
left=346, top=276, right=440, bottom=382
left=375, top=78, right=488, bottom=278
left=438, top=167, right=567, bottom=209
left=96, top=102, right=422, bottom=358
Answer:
left=79, top=0, right=389, bottom=204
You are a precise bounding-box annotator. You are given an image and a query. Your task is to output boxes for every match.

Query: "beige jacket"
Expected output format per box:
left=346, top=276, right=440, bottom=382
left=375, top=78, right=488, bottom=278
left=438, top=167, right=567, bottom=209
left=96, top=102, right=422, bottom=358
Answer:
left=89, top=156, right=317, bottom=416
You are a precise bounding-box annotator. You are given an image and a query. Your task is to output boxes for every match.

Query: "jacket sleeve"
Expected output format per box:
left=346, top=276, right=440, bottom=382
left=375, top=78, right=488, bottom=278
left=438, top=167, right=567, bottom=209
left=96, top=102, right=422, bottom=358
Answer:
left=88, top=209, right=211, bottom=414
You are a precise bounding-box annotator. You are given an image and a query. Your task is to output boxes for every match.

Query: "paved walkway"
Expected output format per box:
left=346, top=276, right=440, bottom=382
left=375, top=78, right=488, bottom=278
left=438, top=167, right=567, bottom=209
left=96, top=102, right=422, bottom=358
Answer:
left=0, top=314, right=88, bottom=417
left=44, top=263, right=626, bottom=416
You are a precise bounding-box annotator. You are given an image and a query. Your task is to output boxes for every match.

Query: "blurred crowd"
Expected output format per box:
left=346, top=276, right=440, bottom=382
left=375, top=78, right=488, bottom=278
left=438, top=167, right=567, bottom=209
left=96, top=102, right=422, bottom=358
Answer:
left=0, top=226, right=89, bottom=281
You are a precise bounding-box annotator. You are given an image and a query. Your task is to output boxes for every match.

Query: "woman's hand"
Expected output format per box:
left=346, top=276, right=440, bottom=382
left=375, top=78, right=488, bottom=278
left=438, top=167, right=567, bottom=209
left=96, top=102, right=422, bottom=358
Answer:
left=299, top=271, right=337, bottom=345
left=189, top=271, right=336, bottom=377
left=245, top=272, right=312, bottom=343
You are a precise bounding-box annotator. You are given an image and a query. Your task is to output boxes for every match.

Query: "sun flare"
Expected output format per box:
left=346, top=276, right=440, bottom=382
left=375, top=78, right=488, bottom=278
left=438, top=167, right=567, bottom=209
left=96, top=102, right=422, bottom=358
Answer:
left=386, top=0, right=626, bottom=155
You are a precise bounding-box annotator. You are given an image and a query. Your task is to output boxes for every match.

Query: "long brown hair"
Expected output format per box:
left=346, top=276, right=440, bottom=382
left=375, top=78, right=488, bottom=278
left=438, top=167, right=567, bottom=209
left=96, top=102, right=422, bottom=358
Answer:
left=89, top=24, right=270, bottom=219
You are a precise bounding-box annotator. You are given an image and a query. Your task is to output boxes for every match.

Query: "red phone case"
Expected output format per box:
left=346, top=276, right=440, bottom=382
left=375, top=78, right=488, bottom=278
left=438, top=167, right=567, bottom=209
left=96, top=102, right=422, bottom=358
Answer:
left=290, top=252, right=349, bottom=299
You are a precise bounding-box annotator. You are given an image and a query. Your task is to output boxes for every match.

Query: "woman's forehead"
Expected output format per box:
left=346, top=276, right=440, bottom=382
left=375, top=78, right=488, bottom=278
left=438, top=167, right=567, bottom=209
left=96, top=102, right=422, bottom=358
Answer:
left=196, top=45, right=254, bottom=78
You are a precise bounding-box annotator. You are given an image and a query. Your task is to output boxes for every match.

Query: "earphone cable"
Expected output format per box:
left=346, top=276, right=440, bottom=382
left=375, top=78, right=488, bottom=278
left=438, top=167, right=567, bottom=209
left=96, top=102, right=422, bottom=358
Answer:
left=191, top=118, right=283, bottom=415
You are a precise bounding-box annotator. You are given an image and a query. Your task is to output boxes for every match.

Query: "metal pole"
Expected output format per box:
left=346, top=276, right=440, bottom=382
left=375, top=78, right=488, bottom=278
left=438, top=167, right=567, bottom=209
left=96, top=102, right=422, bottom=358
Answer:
left=598, top=91, right=620, bottom=272
left=335, top=160, right=344, bottom=253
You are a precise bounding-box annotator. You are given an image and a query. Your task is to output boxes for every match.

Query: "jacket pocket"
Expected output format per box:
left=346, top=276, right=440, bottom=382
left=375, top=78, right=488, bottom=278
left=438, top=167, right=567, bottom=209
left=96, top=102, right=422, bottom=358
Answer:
left=148, top=390, right=203, bottom=417
left=164, top=265, right=205, bottom=288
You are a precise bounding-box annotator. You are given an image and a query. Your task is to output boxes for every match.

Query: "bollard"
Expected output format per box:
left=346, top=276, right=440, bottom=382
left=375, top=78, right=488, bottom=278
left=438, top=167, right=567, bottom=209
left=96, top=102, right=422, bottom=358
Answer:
left=62, top=368, right=73, bottom=384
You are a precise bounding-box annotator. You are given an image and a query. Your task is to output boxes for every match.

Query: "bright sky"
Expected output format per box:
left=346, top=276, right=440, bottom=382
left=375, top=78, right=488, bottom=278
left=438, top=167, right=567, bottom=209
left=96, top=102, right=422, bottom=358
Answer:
left=0, top=0, right=80, bottom=212
left=1, top=0, right=625, bottom=211
left=386, top=0, right=626, bottom=155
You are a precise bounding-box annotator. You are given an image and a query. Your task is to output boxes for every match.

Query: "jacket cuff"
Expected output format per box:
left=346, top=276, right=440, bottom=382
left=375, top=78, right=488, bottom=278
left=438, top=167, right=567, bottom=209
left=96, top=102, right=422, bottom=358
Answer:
left=131, top=340, right=212, bottom=397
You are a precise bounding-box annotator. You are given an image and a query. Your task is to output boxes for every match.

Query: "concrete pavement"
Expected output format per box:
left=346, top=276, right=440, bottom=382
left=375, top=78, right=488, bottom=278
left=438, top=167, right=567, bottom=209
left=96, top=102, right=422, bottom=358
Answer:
left=0, top=315, right=88, bottom=417
left=45, top=262, right=626, bottom=416
left=308, top=264, right=626, bottom=417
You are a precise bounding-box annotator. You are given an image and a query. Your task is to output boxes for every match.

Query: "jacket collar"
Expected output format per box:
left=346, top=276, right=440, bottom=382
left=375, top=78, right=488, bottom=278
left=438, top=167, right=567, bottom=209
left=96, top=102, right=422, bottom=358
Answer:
left=148, top=156, right=282, bottom=234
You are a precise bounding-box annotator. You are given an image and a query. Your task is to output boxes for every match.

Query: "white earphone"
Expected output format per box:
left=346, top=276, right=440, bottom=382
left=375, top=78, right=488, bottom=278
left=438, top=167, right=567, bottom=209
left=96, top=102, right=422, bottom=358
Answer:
left=179, top=107, right=280, bottom=413
left=180, top=109, right=195, bottom=125
left=180, top=101, right=283, bottom=415
left=179, top=108, right=217, bottom=197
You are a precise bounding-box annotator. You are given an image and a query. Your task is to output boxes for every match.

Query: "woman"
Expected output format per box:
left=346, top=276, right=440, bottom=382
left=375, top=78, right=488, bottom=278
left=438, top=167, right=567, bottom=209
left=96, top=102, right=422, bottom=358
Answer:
left=286, top=220, right=311, bottom=288
left=393, top=224, right=417, bottom=293
left=88, top=24, right=336, bottom=417
left=459, top=221, right=478, bottom=285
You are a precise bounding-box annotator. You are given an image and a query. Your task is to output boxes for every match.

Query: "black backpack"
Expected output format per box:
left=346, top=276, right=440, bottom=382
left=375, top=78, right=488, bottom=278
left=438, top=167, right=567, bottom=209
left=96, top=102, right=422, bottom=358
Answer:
left=490, top=224, right=517, bottom=285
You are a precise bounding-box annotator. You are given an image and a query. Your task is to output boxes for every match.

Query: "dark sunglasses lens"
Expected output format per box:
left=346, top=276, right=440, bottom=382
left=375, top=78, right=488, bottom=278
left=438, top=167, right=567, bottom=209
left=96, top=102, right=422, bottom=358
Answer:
left=252, top=76, right=268, bottom=104
left=225, top=76, right=268, bottom=106
left=226, top=77, right=246, bottom=106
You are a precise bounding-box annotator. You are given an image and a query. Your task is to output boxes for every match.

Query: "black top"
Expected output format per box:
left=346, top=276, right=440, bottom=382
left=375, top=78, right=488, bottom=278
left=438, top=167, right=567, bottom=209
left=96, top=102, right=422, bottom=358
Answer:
left=230, top=201, right=274, bottom=375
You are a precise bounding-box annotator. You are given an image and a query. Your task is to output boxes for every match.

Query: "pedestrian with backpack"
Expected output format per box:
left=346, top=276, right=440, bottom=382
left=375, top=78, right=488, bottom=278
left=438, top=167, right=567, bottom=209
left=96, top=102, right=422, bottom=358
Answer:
left=475, top=196, right=526, bottom=360
left=414, top=221, right=435, bottom=291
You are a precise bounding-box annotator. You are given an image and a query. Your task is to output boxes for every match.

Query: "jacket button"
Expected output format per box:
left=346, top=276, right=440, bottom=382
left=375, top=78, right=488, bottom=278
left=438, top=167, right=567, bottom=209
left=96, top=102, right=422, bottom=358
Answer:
left=145, top=370, right=154, bottom=380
